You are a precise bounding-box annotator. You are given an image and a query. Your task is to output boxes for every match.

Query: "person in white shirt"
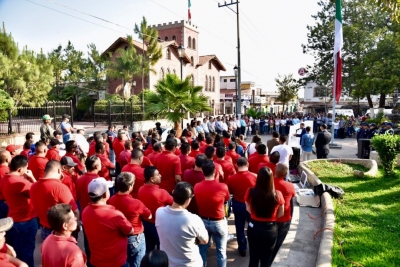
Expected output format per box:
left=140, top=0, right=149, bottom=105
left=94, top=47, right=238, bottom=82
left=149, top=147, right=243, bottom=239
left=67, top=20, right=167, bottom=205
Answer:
left=207, top=117, right=215, bottom=133
left=280, top=117, right=287, bottom=135
left=254, top=118, right=260, bottom=135
left=235, top=116, right=241, bottom=137
left=275, top=118, right=281, bottom=134
left=271, top=135, right=293, bottom=167
left=221, top=118, right=228, bottom=132
left=201, top=118, right=210, bottom=134
left=74, top=128, right=89, bottom=155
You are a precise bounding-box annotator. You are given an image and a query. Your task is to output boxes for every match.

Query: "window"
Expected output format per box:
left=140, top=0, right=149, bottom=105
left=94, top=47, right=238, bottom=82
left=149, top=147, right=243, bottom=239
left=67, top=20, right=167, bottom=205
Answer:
left=167, top=68, right=171, bottom=74
left=205, top=76, right=208, bottom=91
left=223, top=79, right=227, bottom=82
left=173, top=69, right=176, bottom=74
left=212, top=77, right=215, bottom=92
left=314, top=86, right=329, bottom=97
left=172, top=35, right=176, bottom=41
left=190, top=56, right=194, bottom=66
left=208, top=76, right=211, bottom=91
left=192, top=38, right=196, bottom=50
left=166, top=48, right=171, bottom=60
left=208, top=61, right=212, bottom=69
left=165, top=36, right=169, bottom=41
left=230, top=79, right=236, bottom=82
left=191, top=75, right=194, bottom=86
left=188, top=36, right=192, bottom=48
left=160, top=68, right=165, bottom=80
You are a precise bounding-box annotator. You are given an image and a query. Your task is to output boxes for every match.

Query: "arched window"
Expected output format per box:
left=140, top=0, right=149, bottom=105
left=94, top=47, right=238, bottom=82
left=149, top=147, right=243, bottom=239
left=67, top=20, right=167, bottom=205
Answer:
left=208, top=76, right=211, bottom=91
left=191, top=75, right=194, bottom=86
left=205, top=76, right=208, bottom=91
left=212, top=77, right=215, bottom=92
left=172, top=35, right=176, bottom=41
left=173, top=69, right=176, bottom=74
left=166, top=48, right=171, bottom=60
left=188, top=36, right=192, bottom=48
left=167, top=68, right=171, bottom=74
left=165, top=36, right=169, bottom=41
left=190, top=56, right=194, bottom=66
left=192, top=38, right=196, bottom=50
left=160, top=68, right=165, bottom=80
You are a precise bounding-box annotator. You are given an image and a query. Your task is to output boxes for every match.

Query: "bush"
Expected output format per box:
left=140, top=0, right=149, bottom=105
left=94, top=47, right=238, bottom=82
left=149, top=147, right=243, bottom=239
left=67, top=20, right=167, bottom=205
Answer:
left=366, top=112, right=387, bottom=125
left=371, top=133, right=400, bottom=175
left=77, top=96, right=93, bottom=112
left=0, top=89, right=15, bottom=121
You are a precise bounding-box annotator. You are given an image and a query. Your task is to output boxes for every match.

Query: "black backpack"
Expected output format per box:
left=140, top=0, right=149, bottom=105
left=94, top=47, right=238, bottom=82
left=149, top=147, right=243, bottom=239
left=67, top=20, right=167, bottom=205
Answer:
left=314, top=183, right=345, bottom=198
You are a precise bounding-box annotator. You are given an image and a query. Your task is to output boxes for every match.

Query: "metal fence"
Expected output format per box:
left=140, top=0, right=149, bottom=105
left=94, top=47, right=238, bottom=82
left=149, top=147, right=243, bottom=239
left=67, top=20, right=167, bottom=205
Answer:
left=0, top=101, right=73, bottom=135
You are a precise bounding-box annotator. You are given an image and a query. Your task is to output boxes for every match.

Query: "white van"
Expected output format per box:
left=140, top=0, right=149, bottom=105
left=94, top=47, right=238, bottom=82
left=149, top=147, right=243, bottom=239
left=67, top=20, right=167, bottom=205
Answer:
left=365, top=108, right=393, bottom=117
left=328, top=109, right=354, bottom=117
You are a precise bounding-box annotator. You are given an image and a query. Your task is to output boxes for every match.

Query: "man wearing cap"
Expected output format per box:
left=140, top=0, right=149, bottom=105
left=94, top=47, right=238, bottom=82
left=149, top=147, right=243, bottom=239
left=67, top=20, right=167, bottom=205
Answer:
left=108, top=172, right=151, bottom=267
left=30, top=160, right=79, bottom=241
left=5, top=145, right=22, bottom=159
left=0, top=155, right=37, bottom=267
left=367, top=123, right=378, bottom=139
left=357, top=122, right=369, bottom=140
left=53, top=130, right=67, bottom=157
left=61, top=157, right=78, bottom=200
left=40, top=115, right=54, bottom=141
left=385, top=122, right=394, bottom=135
left=46, top=138, right=62, bottom=162
left=0, top=217, right=29, bottom=267
left=82, top=177, right=133, bottom=267
left=41, top=204, right=86, bottom=267
left=28, top=141, right=49, bottom=180
left=0, top=151, right=11, bottom=219
left=61, top=114, right=75, bottom=144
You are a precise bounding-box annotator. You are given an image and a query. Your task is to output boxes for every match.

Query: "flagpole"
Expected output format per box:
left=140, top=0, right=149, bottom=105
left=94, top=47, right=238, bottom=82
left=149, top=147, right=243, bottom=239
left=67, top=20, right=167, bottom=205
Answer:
left=331, top=54, right=337, bottom=145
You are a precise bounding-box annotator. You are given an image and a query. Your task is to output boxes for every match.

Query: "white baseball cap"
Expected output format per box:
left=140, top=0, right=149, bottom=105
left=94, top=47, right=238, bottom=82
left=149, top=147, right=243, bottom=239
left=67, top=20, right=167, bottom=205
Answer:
left=88, top=178, right=114, bottom=198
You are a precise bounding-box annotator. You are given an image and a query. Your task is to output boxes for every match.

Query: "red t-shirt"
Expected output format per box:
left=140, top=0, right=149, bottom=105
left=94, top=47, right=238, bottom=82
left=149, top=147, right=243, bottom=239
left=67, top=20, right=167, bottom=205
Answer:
left=137, top=184, right=173, bottom=224
left=119, top=149, right=131, bottom=169
left=227, top=170, right=257, bottom=203
left=144, top=145, right=153, bottom=156
left=223, top=138, right=230, bottom=147
left=0, top=165, right=10, bottom=200
left=76, top=172, right=99, bottom=212
left=141, top=156, right=153, bottom=168
left=121, top=163, right=145, bottom=198
left=28, top=155, right=48, bottom=179
left=244, top=188, right=284, bottom=222
left=188, top=150, right=202, bottom=158
left=178, top=154, right=195, bottom=174
left=20, top=149, right=31, bottom=159
left=194, top=180, right=230, bottom=219
left=248, top=154, right=270, bottom=174
left=64, top=153, right=85, bottom=174
left=199, top=141, right=207, bottom=147
left=62, top=171, right=77, bottom=200
left=258, top=161, right=277, bottom=176
left=226, top=150, right=240, bottom=166
left=200, top=145, right=214, bottom=154
left=147, top=151, right=161, bottom=165
left=113, top=139, right=125, bottom=164
left=0, top=174, right=36, bottom=222
left=97, top=154, right=115, bottom=181
left=108, top=194, right=151, bottom=234
left=46, top=147, right=62, bottom=162
left=274, top=177, right=296, bottom=222
left=82, top=204, right=132, bottom=267
left=88, top=142, right=110, bottom=158
left=154, top=151, right=182, bottom=193
left=183, top=169, right=205, bottom=215
left=0, top=253, right=19, bottom=267
left=30, top=178, right=78, bottom=228
left=214, top=159, right=236, bottom=184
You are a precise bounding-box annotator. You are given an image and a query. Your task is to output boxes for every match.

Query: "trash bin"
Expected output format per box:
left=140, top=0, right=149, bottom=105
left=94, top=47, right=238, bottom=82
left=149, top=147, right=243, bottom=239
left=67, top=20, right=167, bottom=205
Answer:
left=357, top=139, right=371, bottom=159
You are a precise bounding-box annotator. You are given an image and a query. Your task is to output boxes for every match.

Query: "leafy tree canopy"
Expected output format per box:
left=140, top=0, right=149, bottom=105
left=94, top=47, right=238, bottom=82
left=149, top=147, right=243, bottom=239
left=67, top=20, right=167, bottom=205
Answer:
left=275, top=73, right=300, bottom=112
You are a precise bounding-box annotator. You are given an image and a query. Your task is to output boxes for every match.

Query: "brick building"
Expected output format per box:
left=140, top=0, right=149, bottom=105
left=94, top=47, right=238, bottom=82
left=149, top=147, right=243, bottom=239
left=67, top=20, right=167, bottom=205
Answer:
left=102, top=20, right=226, bottom=115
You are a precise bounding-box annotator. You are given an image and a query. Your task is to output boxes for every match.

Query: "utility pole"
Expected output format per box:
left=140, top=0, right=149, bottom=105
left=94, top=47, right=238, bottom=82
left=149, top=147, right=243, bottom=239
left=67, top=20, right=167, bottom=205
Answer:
left=218, top=0, right=242, bottom=117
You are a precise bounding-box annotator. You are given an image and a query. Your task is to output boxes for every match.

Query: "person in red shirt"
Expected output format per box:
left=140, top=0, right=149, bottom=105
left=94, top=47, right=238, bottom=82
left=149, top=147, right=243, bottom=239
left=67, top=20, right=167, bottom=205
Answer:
left=194, top=160, right=230, bottom=267
left=270, top=163, right=296, bottom=265
left=197, top=133, right=207, bottom=147
left=20, top=141, right=33, bottom=159
left=64, top=140, right=85, bottom=175
left=30, top=160, right=79, bottom=241
left=188, top=140, right=202, bottom=158
left=119, top=140, right=132, bottom=169
left=227, top=157, right=256, bottom=256
left=60, top=156, right=78, bottom=200
left=214, top=146, right=236, bottom=184
left=138, top=166, right=173, bottom=252
left=28, top=141, right=49, bottom=180
left=113, top=130, right=127, bottom=175
left=46, top=138, right=62, bottom=162
left=200, top=135, right=214, bottom=153
left=226, top=142, right=240, bottom=168
left=95, top=142, right=115, bottom=182
left=223, top=132, right=231, bottom=148
left=244, top=167, right=284, bottom=266
left=132, top=140, right=153, bottom=168
left=82, top=178, right=133, bottom=267
left=0, top=155, right=37, bottom=267
left=205, top=146, right=224, bottom=182
left=121, top=148, right=145, bottom=198
left=147, top=142, right=162, bottom=164
left=41, top=204, right=86, bottom=267
left=178, top=143, right=195, bottom=174
left=258, top=151, right=280, bottom=176
left=248, top=144, right=270, bottom=173
left=5, top=145, right=22, bottom=159
left=108, top=172, right=152, bottom=267
left=0, top=150, right=11, bottom=219
left=88, top=132, right=110, bottom=158
left=182, top=154, right=207, bottom=214
left=154, top=138, right=182, bottom=193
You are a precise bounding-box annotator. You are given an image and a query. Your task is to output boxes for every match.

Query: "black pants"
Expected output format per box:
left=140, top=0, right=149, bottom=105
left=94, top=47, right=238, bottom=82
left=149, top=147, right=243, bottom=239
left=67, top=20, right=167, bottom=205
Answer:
left=270, top=221, right=291, bottom=265
left=241, top=126, right=246, bottom=135
left=236, top=128, right=241, bottom=137
left=247, top=221, right=277, bottom=267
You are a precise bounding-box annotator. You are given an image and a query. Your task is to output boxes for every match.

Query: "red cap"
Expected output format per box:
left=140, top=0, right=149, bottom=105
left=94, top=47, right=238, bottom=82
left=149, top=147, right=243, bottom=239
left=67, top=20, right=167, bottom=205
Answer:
left=6, top=145, right=22, bottom=153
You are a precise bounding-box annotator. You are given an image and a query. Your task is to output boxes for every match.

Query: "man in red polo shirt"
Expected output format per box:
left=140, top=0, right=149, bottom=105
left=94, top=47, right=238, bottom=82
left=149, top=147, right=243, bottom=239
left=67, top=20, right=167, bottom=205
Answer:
left=178, top=143, right=195, bottom=174
left=88, top=132, right=110, bottom=158
left=214, top=146, right=236, bottom=184
left=5, top=145, right=22, bottom=158
left=138, top=166, right=173, bottom=252
left=95, top=142, right=115, bottom=182
left=147, top=142, right=162, bottom=164
left=64, top=140, right=85, bottom=175
left=258, top=151, right=280, bottom=176
left=30, top=160, right=79, bottom=241
left=46, top=138, right=62, bottom=162
left=119, top=140, right=132, bottom=169
left=205, top=146, right=224, bottom=181
left=82, top=178, right=133, bottom=267
left=0, top=150, right=11, bottom=219
left=188, top=140, right=202, bottom=158
left=227, top=157, right=256, bottom=257
left=270, top=163, right=296, bottom=265
left=41, top=204, right=86, bottom=267
left=226, top=142, right=240, bottom=168
left=113, top=130, right=127, bottom=175
left=248, top=144, right=270, bottom=174
left=108, top=172, right=151, bottom=267
left=131, top=140, right=152, bottom=168
left=154, top=138, right=181, bottom=193
left=60, top=156, right=78, bottom=200
left=194, top=160, right=229, bottom=267
left=121, top=148, right=145, bottom=198
left=200, top=136, right=214, bottom=153
left=28, top=141, right=49, bottom=180
left=197, top=133, right=207, bottom=147
left=0, top=155, right=37, bottom=267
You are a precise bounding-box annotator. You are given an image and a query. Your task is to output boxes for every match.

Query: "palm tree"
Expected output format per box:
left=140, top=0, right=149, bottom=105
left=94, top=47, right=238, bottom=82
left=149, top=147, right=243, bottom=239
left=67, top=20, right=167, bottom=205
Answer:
left=145, top=74, right=211, bottom=137
left=246, top=107, right=263, bottom=118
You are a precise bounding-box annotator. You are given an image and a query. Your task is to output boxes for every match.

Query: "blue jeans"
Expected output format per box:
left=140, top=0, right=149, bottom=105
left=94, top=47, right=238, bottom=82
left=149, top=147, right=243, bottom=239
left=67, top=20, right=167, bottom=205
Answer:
left=199, top=218, right=228, bottom=267
left=142, top=220, right=159, bottom=253
left=41, top=227, right=52, bottom=241
left=63, top=134, right=71, bottom=144
left=127, top=233, right=146, bottom=267
left=275, top=126, right=280, bottom=134
left=6, top=218, right=38, bottom=267
left=270, top=221, right=291, bottom=265
left=109, top=149, right=116, bottom=165
left=281, top=126, right=286, bottom=135
left=334, top=129, right=338, bottom=138
left=232, top=200, right=250, bottom=252
left=0, top=200, right=8, bottom=219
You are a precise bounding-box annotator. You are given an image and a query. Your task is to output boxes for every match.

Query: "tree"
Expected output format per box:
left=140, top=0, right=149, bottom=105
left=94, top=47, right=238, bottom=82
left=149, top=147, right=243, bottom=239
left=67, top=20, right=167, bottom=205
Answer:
left=246, top=108, right=263, bottom=118
left=145, top=74, right=211, bottom=136
left=275, top=74, right=300, bottom=112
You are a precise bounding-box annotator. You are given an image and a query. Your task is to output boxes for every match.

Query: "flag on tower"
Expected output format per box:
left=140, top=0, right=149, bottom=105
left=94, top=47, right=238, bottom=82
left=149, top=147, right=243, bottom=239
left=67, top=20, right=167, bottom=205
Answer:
left=188, top=0, right=192, bottom=21
left=333, top=0, right=343, bottom=103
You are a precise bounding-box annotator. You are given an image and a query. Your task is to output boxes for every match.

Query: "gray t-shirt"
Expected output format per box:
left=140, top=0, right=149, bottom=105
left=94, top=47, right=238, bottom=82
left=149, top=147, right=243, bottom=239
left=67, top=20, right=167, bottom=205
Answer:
left=156, top=206, right=208, bottom=267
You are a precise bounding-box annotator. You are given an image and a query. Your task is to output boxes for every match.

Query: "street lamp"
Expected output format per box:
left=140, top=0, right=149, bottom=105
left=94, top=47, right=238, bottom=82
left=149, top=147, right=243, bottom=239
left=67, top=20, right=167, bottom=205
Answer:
left=234, top=65, right=239, bottom=116
left=177, top=44, right=185, bottom=130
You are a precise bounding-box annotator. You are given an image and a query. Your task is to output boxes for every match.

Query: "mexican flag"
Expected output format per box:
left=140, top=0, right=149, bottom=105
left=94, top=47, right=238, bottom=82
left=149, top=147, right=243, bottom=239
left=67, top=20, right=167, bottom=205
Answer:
left=188, top=0, right=192, bottom=20
left=333, top=0, right=343, bottom=103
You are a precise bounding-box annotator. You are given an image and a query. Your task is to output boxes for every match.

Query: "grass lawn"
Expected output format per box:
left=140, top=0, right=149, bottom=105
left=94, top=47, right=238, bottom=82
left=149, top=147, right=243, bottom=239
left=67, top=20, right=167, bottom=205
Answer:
left=306, top=161, right=400, bottom=267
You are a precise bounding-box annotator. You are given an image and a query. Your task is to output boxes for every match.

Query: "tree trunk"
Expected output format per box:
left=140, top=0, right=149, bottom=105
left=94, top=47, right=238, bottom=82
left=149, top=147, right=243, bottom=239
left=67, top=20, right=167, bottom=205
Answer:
left=379, top=93, right=386, bottom=108
left=174, top=121, right=182, bottom=138
left=366, top=94, right=373, bottom=108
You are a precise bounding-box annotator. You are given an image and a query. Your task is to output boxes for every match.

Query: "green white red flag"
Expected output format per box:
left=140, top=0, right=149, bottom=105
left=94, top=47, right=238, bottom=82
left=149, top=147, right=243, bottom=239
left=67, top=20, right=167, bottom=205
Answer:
left=188, top=0, right=192, bottom=20
left=333, top=0, right=343, bottom=103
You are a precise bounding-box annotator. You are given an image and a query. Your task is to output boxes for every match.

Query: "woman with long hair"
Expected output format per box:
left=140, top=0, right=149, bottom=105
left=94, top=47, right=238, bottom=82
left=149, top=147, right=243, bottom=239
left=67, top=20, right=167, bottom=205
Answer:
left=245, top=167, right=284, bottom=267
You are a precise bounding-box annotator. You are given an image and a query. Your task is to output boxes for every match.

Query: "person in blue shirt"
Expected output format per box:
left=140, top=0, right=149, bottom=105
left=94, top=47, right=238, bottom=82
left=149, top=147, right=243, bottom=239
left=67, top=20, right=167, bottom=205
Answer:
left=260, top=116, right=266, bottom=135
left=293, top=123, right=307, bottom=143
left=60, top=114, right=75, bottom=144
left=300, top=126, right=314, bottom=162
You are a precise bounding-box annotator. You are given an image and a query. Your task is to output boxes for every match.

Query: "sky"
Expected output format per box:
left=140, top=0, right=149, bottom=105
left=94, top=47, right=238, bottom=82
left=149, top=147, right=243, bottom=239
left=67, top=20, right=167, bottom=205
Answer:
left=0, top=0, right=321, bottom=94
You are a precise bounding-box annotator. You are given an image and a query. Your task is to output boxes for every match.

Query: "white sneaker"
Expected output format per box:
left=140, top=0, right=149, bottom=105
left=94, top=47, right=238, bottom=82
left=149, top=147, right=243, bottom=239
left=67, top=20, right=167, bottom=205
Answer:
left=227, top=234, right=235, bottom=242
